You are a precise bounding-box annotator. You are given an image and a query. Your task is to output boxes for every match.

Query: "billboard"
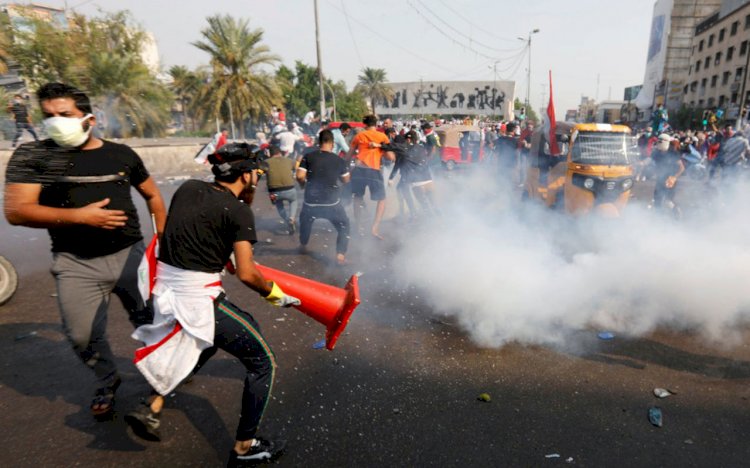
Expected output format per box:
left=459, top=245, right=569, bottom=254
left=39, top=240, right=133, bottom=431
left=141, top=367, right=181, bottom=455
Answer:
left=374, top=81, right=515, bottom=118
left=624, top=85, right=643, bottom=102
left=635, top=0, right=674, bottom=110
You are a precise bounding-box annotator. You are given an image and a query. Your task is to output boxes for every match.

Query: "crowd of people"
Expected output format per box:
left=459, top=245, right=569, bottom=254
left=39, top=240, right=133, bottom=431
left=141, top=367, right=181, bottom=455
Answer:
left=633, top=120, right=750, bottom=216
left=4, top=81, right=750, bottom=467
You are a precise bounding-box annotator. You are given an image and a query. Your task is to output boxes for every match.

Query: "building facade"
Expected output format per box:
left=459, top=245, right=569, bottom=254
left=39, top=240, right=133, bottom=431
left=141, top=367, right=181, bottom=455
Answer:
left=683, top=0, right=750, bottom=122
left=635, top=0, right=723, bottom=112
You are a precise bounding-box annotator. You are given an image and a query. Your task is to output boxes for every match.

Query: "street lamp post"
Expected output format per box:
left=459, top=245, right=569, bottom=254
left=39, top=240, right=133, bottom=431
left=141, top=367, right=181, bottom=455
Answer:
left=518, top=28, right=540, bottom=119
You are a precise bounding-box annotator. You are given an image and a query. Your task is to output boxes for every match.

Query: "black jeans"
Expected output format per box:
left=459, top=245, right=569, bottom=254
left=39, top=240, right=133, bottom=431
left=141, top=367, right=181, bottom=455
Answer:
left=193, top=295, right=276, bottom=441
left=653, top=176, right=677, bottom=209
left=299, top=202, right=350, bottom=254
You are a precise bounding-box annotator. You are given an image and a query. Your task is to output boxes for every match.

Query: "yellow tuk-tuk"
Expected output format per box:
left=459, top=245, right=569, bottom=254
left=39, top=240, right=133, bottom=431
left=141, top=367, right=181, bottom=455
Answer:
left=525, top=122, right=636, bottom=216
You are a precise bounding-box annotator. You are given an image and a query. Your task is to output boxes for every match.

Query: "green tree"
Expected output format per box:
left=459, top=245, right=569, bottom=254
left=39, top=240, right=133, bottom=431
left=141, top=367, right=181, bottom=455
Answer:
left=169, top=65, right=204, bottom=132
left=87, top=52, right=172, bottom=138
left=5, top=10, right=173, bottom=137
left=356, top=67, right=393, bottom=113
left=192, top=15, right=281, bottom=137
left=275, top=61, right=320, bottom=120
left=0, top=14, right=15, bottom=74
left=332, top=81, right=368, bottom=121
left=275, top=62, right=367, bottom=122
left=514, top=97, right=538, bottom=123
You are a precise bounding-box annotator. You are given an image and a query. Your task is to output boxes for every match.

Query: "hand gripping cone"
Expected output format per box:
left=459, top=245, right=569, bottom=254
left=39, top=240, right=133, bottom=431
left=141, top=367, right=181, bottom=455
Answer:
left=256, top=264, right=360, bottom=350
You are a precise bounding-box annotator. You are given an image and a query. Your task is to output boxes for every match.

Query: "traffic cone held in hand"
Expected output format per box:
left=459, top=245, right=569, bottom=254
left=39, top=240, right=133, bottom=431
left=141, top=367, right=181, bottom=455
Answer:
left=224, top=257, right=361, bottom=350
left=256, top=264, right=360, bottom=350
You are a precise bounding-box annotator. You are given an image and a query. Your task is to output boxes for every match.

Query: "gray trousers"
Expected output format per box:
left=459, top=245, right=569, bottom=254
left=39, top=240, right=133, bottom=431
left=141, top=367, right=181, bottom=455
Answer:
left=272, top=187, right=298, bottom=224
left=50, top=242, right=152, bottom=388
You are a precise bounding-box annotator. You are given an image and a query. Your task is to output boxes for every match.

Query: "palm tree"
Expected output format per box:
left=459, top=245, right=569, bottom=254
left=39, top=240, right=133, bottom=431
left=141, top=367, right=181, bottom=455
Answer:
left=356, top=67, right=393, bottom=113
left=169, top=65, right=203, bottom=133
left=192, top=15, right=281, bottom=137
left=87, top=52, right=173, bottom=138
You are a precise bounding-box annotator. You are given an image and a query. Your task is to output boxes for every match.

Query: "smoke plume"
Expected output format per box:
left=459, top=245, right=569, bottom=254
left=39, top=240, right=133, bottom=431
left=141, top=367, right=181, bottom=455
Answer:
left=392, top=169, right=750, bottom=349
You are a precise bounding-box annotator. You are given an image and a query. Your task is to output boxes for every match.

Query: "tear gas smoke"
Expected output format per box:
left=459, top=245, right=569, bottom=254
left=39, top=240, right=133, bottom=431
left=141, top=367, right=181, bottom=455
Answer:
left=392, top=170, right=750, bottom=349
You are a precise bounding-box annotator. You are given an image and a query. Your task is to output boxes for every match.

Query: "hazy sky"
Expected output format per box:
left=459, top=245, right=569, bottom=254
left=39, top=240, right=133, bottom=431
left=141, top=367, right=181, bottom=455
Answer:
left=43, top=0, right=654, bottom=114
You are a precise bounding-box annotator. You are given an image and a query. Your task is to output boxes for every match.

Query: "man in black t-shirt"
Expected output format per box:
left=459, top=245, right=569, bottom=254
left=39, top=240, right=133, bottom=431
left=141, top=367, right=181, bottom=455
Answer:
left=127, top=143, right=297, bottom=465
left=7, top=94, right=39, bottom=148
left=3, top=83, right=167, bottom=419
left=651, top=134, right=684, bottom=215
left=296, top=129, right=351, bottom=265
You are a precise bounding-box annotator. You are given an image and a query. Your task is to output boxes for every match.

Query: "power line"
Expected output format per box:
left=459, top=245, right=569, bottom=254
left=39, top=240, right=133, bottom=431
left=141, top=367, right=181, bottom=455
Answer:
left=323, top=0, right=456, bottom=74
left=416, top=0, right=523, bottom=54
left=339, top=0, right=365, bottom=70
left=495, top=47, right=528, bottom=76
left=436, top=0, right=519, bottom=44
left=407, top=0, right=505, bottom=61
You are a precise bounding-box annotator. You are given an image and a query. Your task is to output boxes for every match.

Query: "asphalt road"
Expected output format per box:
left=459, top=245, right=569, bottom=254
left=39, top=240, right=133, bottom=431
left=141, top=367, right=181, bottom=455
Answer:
left=1, top=165, right=749, bottom=467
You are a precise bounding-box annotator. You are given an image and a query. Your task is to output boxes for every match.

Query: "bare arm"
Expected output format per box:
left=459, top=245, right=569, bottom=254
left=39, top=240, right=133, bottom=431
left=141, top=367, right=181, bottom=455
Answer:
left=233, top=240, right=273, bottom=296
left=3, top=182, right=127, bottom=229
left=674, top=159, right=685, bottom=179
left=295, top=167, right=307, bottom=186
left=135, top=177, right=166, bottom=236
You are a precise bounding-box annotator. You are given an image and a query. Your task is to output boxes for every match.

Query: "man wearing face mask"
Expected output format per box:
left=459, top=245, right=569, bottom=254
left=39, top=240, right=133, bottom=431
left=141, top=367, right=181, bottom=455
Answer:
left=3, top=82, right=166, bottom=419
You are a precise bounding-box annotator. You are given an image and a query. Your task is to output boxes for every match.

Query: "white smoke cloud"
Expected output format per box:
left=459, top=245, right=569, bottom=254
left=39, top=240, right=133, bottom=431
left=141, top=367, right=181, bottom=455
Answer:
left=392, top=170, right=750, bottom=349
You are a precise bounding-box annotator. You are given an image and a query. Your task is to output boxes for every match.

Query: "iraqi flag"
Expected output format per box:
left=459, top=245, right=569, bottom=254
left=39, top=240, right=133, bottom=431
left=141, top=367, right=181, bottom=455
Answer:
left=193, top=131, right=222, bottom=165
left=137, top=234, right=159, bottom=302
left=544, top=70, right=561, bottom=156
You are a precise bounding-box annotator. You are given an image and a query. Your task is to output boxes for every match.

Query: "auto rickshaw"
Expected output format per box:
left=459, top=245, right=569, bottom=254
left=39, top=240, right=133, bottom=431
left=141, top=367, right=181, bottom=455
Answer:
left=524, top=122, right=636, bottom=216
left=434, top=124, right=485, bottom=170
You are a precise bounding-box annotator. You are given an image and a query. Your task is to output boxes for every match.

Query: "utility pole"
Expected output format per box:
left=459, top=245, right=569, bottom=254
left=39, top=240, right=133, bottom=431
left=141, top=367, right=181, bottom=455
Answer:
left=314, top=0, right=326, bottom=121
left=518, top=29, right=540, bottom=119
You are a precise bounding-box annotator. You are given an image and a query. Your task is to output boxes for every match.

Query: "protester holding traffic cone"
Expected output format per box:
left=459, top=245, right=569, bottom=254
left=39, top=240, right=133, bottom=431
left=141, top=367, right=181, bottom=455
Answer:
left=127, top=142, right=297, bottom=466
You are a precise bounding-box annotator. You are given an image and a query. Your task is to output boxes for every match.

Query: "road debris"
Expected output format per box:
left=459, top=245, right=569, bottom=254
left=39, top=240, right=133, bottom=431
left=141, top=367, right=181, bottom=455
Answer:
left=648, top=406, right=663, bottom=427
left=597, top=331, right=615, bottom=340
left=312, top=338, right=326, bottom=349
left=477, top=393, right=491, bottom=402
left=653, top=388, right=672, bottom=398
left=14, top=331, right=37, bottom=341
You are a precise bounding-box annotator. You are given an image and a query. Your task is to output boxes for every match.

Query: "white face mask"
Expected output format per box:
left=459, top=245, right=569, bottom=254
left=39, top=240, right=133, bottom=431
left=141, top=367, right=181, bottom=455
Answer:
left=44, top=114, right=93, bottom=148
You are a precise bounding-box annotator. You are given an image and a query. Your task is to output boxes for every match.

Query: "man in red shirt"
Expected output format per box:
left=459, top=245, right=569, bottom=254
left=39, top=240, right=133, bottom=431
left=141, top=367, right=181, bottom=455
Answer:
left=216, top=128, right=229, bottom=150
left=348, top=115, right=394, bottom=239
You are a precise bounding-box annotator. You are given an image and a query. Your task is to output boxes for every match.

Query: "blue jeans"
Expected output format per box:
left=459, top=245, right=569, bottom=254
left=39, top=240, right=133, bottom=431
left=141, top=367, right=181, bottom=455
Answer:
left=271, top=188, right=298, bottom=224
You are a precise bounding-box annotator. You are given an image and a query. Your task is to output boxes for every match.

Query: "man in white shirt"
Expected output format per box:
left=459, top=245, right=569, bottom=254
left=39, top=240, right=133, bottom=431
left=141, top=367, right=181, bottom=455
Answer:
left=276, top=123, right=301, bottom=157
left=302, top=110, right=316, bottom=133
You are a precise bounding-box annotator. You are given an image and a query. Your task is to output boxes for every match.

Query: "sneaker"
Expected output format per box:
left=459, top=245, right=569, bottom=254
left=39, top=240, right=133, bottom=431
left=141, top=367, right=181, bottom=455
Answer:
left=287, top=220, right=296, bottom=235
left=125, top=403, right=161, bottom=441
left=228, top=438, right=286, bottom=467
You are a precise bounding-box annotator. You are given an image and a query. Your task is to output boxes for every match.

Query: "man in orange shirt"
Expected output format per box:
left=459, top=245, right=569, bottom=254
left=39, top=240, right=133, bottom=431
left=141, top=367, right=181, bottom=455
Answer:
left=348, top=114, right=394, bottom=239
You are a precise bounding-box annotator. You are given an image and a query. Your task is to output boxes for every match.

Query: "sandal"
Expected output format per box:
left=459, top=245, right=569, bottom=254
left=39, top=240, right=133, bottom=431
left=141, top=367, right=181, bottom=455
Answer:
left=91, top=377, right=121, bottom=419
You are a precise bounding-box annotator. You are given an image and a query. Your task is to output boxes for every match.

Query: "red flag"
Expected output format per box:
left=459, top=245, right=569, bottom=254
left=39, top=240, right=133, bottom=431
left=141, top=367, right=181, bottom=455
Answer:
left=137, top=234, right=159, bottom=302
left=545, top=70, right=560, bottom=156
